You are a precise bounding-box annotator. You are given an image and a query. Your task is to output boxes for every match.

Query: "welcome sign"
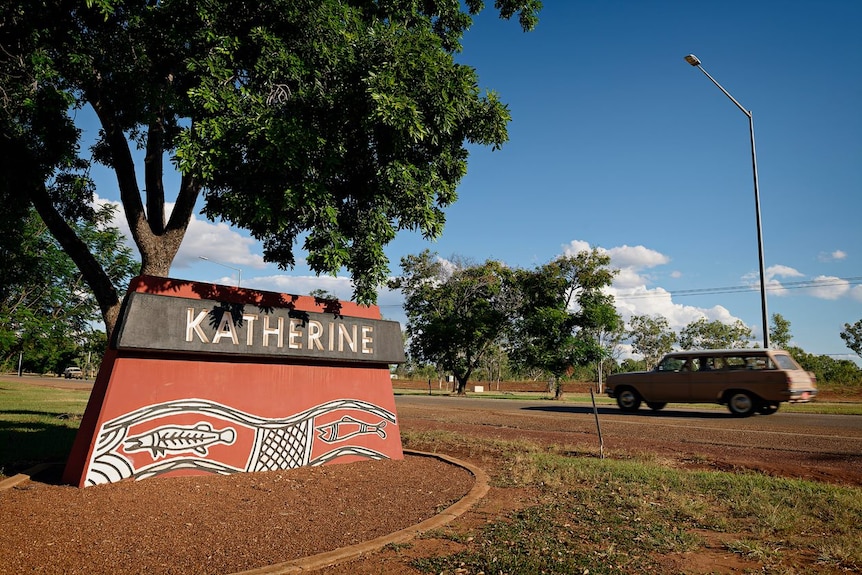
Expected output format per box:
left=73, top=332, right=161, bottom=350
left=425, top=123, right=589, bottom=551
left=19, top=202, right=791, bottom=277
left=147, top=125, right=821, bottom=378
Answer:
left=63, top=276, right=405, bottom=488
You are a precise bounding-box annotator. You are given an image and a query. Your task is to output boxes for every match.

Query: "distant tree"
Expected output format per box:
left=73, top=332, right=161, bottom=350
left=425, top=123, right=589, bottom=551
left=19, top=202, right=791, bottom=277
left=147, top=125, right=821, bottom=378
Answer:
left=628, top=314, right=676, bottom=369
left=389, top=250, right=513, bottom=395
left=840, top=320, right=862, bottom=358
left=618, top=358, right=648, bottom=373
left=510, top=249, right=618, bottom=399
left=594, top=318, right=626, bottom=392
left=0, top=206, right=137, bottom=373
left=678, top=318, right=752, bottom=350
left=3, top=0, right=541, bottom=339
left=770, top=313, right=793, bottom=349
left=788, top=347, right=861, bottom=385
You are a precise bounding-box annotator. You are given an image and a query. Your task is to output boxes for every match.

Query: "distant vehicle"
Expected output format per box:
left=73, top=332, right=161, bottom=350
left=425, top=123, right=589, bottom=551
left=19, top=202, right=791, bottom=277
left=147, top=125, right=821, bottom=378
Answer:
left=63, top=366, right=84, bottom=379
left=605, top=349, right=817, bottom=417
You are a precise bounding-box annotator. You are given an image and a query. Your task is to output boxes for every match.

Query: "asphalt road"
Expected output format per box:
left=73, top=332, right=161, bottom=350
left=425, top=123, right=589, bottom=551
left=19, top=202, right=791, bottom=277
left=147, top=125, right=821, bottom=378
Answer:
left=393, top=394, right=862, bottom=485
left=10, top=376, right=861, bottom=483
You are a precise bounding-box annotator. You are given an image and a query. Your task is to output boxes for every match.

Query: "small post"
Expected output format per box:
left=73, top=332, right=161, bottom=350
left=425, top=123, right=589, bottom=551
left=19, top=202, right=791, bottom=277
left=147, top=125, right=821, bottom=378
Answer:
left=590, top=388, right=604, bottom=459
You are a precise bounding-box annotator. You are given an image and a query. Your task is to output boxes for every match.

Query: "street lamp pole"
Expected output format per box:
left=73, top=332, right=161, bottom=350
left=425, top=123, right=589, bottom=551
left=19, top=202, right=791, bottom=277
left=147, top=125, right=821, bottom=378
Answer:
left=684, top=54, right=770, bottom=349
left=198, top=256, right=242, bottom=287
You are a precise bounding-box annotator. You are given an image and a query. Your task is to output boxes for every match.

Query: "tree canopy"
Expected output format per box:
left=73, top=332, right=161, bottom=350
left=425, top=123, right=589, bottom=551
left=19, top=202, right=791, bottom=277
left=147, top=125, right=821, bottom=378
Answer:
left=840, top=319, right=862, bottom=358
left=390, top=250, right=513, bottom=395
left=677, top=318, right=753, bottom=350
left=510, top=250, right=619, bottom=398
left=628, top=314, right=676, bottom=369
left=1, top=0, right=541, bottom=337
left=0, top=206, right=137, bottom=374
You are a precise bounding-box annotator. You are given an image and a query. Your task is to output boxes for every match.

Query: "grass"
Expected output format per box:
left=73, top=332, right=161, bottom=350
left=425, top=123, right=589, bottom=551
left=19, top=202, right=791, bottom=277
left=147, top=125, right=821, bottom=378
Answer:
left=0, top=379, right=89, bottom=476
left=404, top=430, right=862, bottom=574
left=3, top=378, right=861, bottom=573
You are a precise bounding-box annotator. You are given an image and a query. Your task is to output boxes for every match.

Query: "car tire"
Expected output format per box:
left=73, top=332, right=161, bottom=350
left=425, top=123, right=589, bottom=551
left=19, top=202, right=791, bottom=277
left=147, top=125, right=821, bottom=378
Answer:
left=616, top=388, right=642, bottom=412
left=646, top=402, right=667, bottom=411
left=757, top=402, right=779, bottom=415
left=727, top=391, right=756, bottom=417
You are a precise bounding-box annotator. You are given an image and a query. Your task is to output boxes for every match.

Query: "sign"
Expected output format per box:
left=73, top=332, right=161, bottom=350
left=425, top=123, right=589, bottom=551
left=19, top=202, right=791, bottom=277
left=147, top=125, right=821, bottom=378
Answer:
left=63, top=276, right=405, bottom=487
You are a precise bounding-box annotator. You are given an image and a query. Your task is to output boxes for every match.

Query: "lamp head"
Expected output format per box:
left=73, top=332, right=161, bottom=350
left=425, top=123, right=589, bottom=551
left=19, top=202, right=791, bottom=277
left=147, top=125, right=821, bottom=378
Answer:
left=684, top=54, right=701, bottom=66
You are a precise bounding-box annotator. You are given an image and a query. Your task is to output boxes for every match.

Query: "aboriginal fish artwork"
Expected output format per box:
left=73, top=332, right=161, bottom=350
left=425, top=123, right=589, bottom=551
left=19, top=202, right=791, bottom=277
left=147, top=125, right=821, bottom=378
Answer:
left=85, top=398, right=397, bottom=486
left=124, top=422, right=237, bottom=458
left=316, top=416, right=387, bottom=443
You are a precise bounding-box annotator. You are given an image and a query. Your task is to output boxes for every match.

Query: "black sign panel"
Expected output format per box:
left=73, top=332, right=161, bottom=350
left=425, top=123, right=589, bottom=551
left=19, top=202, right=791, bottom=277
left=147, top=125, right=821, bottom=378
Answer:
left=115, top=292, right=405, bottom=364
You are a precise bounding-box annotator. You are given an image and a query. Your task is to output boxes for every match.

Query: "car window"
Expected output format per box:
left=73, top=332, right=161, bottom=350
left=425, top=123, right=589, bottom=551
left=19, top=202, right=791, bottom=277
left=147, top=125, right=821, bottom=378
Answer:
left=772, top=353, right=799, bottom=370
left=744, top=356, right=771, bottom=370
left=722, top=356, right=748, bottom=370
left=657, top=357, right=685, bottom=371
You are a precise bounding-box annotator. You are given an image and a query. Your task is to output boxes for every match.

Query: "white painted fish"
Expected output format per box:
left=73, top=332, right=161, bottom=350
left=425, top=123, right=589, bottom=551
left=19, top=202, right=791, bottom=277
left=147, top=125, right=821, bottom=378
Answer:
left=124, top=422, right=236, bottom=458
left=316, top=416, right=387, bottom=443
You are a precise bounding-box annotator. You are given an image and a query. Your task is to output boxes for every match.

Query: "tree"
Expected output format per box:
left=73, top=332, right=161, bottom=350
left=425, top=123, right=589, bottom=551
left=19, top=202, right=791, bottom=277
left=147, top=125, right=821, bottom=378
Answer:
left=628, top=314, right=676, bottom=370
left=389, top=250, right=513, bottom=395
left=0, top=206, right=137, bottom=374
left=510, top=249, right=618, bottom=399
left=770, top=313, right=793, bottom=349
left=2, top=0, right=541, bottom=339
left=840, top=319, right=862, bottom=358
left=678, top=318, right=752, bottom=350
left=788, top=347, right=861, bottom=385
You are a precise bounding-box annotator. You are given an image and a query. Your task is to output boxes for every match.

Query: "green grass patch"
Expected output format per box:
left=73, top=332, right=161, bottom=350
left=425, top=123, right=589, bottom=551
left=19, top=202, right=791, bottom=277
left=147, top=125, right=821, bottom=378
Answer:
left=0, top=379, right=89, bottom=477
left=404, top=430, right=862, bottom=574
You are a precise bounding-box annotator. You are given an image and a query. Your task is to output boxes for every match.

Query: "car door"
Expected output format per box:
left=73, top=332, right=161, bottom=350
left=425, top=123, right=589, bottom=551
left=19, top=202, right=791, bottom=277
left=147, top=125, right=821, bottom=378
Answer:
left=646, top=357, right=693, bottom=402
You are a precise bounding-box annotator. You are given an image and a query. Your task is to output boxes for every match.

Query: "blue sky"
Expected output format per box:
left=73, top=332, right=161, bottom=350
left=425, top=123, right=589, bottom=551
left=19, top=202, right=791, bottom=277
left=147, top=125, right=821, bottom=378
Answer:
left=91, top=0, right=861, bottom=362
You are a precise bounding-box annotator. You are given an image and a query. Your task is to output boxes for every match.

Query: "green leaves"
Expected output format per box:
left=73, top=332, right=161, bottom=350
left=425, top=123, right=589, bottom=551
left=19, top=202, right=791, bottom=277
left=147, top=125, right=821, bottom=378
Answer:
left=6, top=0, right=540, bottom=342
left=390, top=251, right=514, bottom=392
left=510, top=250, right=620, bottom=391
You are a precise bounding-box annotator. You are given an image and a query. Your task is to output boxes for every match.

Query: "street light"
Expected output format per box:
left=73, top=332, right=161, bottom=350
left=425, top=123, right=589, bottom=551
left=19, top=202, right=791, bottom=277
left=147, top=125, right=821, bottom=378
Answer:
left=684, top=54, right=770, bottom=349
left=198, top=256, right=242, bottom=287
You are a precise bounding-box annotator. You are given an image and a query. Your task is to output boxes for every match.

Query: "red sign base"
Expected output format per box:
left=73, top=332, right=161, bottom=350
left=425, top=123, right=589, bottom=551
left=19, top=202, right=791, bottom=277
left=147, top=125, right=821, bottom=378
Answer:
left=63, top=277, right=403, bottom=488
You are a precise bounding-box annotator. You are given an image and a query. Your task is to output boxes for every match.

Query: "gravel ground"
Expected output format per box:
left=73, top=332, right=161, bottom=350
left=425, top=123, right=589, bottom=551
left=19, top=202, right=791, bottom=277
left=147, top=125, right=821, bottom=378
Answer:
left=0, top=455, right=472, bottom=575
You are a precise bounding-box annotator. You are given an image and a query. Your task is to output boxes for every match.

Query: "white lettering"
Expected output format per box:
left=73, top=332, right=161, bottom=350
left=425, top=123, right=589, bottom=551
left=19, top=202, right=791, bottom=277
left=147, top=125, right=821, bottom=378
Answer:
left=182, top=308, right=382, bottom=357
left=242, top=314, right=258, bottom=345
left=338, top=323, right=357, bottom=352
left=212, top=311, right=239, bottom=344
left=288, top=318, right=303, bottom=349
left=186, top=308, right=210, bottom=343
left=263, top=316, right=284, bottom=347
left=361, top=325, right=374, bottom=354
left=308, top=321, right=324, bottom=350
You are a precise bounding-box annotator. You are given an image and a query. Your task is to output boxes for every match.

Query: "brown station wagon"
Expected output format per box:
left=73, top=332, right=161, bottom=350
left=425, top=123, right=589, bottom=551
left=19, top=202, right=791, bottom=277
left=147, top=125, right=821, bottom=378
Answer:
left=606, top=349, right=817, bottom=417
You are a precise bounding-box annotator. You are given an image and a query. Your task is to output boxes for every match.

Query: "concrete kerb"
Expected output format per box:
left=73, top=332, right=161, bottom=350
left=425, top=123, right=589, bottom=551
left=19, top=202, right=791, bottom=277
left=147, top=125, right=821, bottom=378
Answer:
left=3, top=450, right=490, bottom=574
left=231, top=449, right=491, bottom=574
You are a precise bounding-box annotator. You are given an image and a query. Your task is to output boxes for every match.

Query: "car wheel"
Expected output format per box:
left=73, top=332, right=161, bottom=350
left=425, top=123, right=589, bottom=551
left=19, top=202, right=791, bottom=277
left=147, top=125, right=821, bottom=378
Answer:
left=727, top=391, right=756, bottom=417
left=616, top=388, right=642, bottom=412
left=646, top=402, right=667, bottom=411
left=757, top=402, right=779, bottom=415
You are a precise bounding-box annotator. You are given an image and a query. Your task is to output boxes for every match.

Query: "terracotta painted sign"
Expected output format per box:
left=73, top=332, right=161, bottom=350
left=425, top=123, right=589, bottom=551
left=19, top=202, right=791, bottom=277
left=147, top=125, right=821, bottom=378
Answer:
left=63, top=276, right=405, bottom=488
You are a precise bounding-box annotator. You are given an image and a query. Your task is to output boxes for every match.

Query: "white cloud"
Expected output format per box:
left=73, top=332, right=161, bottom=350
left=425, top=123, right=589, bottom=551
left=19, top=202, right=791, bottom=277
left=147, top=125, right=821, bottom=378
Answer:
left=807, top=276, right=850, bottom=300
left=175, top=217, right=267, bottom=270
left=851, top=285, right=862, bottom=302
left=561, top=239, right=748, bottom=335
left=818, top=249, right=847, bottom=262
left=94, top=193, right=267, bottom=271
left=766, top=265, right=805, bottom=280
left=605, top=244, right=671, bottom=269
left=564, top=241, right=671, bottom=290
left=743, top=264, right=804, bottom=297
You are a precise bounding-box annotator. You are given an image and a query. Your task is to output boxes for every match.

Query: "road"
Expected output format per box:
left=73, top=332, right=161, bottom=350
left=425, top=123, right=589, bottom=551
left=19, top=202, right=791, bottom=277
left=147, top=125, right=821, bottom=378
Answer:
left=9, top=377, right=861, bottom=485
left=394, top=395, right=862, bottom=486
